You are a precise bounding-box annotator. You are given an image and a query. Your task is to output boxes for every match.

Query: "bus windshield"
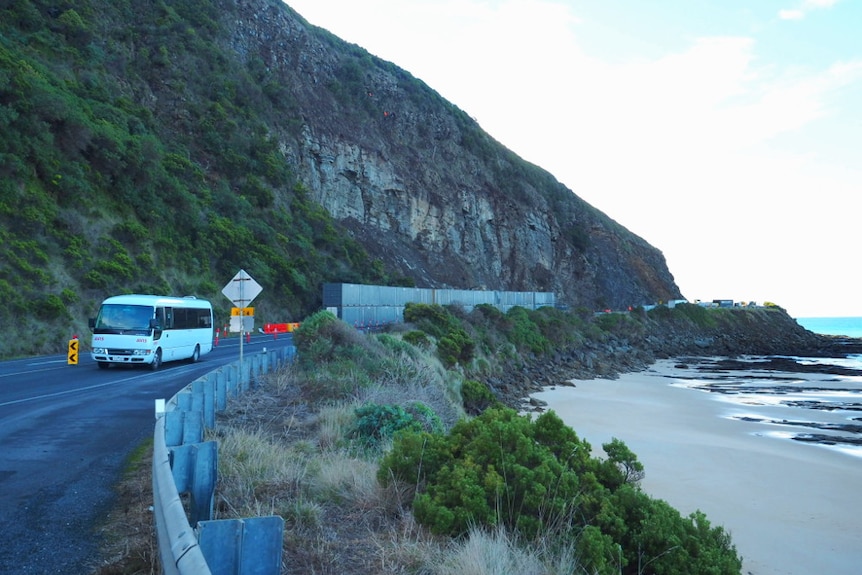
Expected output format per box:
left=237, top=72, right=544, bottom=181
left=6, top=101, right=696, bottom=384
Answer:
left=93, top=304, right=154, bottom=334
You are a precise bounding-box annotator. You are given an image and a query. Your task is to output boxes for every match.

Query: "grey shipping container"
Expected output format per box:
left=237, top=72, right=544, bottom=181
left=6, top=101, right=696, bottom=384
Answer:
left=323, top=283, right=555, bottom=327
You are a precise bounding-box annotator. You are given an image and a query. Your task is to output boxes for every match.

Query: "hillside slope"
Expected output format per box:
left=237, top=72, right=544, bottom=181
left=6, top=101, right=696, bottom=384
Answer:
left=0, top=0, right=680, bottom=357
left=222, top=0, right=682, bottom=306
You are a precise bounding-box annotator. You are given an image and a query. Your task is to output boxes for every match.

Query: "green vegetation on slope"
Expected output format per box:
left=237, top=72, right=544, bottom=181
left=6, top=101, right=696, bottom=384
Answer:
left=0, top=1, right=402, bottom=357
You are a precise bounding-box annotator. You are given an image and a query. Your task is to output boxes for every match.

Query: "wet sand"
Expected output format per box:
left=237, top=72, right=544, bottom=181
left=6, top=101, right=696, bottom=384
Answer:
left=531, top=359, right=862, bottom=575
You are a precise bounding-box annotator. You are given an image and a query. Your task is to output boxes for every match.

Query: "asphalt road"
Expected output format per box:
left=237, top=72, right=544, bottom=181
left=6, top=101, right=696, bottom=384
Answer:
left=0, top=333, right=295, bottom=574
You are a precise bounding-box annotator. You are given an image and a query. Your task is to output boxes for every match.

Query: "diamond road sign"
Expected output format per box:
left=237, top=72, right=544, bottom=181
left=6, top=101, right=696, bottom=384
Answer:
left=222, top=269, right=263, bottom=307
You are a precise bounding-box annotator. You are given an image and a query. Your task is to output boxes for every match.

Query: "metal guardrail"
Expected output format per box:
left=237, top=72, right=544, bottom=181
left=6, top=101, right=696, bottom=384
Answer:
left=153, top=347, right=295, bottom=575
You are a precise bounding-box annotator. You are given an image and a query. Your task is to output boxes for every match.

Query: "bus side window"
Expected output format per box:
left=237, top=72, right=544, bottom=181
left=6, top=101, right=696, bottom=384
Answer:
left=173, top=308, right=189, bottom=329
left=154, top=307, right=166, bottom=329
left=198, top=309, right=212, bottom=328
left=164, top=307, right=174, bottom=330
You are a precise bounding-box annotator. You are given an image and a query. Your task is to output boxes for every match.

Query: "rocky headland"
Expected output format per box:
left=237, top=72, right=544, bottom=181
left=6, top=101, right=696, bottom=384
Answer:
left=487, top=308, right=862, bottom=410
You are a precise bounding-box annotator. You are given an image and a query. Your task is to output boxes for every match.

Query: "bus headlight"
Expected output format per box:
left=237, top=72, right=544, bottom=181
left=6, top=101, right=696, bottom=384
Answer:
left=93, top=348, right=107, bottom=355
left=133, top=349, right=151, bottom=356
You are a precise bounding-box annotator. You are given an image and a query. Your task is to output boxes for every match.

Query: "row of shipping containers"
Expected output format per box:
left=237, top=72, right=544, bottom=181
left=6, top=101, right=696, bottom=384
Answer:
left=323, top=283, right=556, bottom=327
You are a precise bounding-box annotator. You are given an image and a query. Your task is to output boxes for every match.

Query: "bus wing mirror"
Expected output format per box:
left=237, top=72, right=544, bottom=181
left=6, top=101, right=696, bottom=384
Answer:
left=149, top=318, right=159, bottom=329
left=88, top=318, right=95, bottom=329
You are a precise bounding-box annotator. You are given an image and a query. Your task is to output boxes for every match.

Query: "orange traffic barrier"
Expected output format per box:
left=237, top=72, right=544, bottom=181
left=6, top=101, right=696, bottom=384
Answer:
left=263, top=322, right=300, bottom=334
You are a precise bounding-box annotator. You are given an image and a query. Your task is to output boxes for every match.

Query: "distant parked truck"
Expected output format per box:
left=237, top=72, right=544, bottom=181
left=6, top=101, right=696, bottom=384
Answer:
left=713, top=299, right=734, bottom=308
left=89, top=294, right=214, bottom=369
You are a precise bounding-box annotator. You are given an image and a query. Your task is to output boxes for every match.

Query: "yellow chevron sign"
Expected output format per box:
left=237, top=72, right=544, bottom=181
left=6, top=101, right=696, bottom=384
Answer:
left=67, top=338, right=79, bottom=365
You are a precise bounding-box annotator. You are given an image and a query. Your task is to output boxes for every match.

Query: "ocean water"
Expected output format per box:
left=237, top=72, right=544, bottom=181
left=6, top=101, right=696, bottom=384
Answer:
left=669, top=353, right=862, bottom=459
left=795, top=316, right=862, bottom=338
left=679, top=318, right=862, bottom=458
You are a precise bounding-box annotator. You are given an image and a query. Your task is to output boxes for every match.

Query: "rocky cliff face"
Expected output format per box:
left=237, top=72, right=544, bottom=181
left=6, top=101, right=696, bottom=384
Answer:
left=220, top=0, right=682, bottom=310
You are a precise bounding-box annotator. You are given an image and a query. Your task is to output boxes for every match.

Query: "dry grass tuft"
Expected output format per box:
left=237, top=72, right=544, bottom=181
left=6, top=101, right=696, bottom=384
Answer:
left=356, top=348, right=464, bottom=430
left=316, top=402, right=357, bottom=449
left=436, top=525, right=581, bottom=575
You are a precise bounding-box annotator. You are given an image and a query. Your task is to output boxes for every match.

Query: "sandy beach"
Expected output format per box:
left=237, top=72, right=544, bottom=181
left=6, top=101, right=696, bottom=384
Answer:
left=532, top=359, right=862, bottom=575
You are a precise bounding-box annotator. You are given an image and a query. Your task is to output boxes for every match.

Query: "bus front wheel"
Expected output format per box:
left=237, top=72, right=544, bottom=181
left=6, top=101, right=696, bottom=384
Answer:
left=150, top=349, right=162, bottom=371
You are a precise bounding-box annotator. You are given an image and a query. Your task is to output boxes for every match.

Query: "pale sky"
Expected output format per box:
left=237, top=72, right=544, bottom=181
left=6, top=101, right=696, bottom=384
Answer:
left=285, top=0, right=862, bottom=318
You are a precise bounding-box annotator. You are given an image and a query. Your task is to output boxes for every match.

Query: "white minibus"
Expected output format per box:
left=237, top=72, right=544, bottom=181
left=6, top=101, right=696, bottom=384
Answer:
left=89, top=294, right=214, bottom=369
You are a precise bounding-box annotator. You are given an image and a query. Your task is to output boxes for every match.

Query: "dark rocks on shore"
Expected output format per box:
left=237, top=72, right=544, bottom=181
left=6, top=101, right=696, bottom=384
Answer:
left=792, top=433, right=862, bottom=446
left=490, top=310, right=862, bottom=411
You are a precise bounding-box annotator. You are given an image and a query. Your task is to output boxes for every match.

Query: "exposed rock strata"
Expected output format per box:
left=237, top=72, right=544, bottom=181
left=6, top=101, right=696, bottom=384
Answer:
left=218, top=0, right=682, bottom=310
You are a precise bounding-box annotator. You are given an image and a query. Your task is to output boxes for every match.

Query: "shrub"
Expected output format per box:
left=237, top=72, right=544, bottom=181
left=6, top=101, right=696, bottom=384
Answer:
left=461, top=379, right=497, bottom=415
left=594, top=311, right=627, bottom=331
left=591, top=487, right=741, bottom=575
left=402, top=329, right=431, bottom=349
left=505, top=307, right=550, bottom=353
left=34, top=294, right=70, bottom=320
left=83, top=269, right=109, bottom=289
left=647, top=305, right=673, bottom=320
left=404, top=302, right=457, bottom=338
left=350, top=403, right=424, bottom=449
left=375, top=333, right=418, bottom=357
left=293, top=310, right=355, bottom=363
left=437, top=327, right=475, bottom=367
left=473, top=303, right=505, bottom=322
left=598, top=437, right=645, bottom=489
left=674, top=302, right=718, bottom=328
left=350, top=401, right=444, bottom=451
left=404, top=303, right=476, bottom=367
left=60, top=288, right=78, bottom=305
left=380, top=408, right=594, bottom=539
left=291, top=311, right=387, bottom=399
left=379, top=408, right=742, bottom=574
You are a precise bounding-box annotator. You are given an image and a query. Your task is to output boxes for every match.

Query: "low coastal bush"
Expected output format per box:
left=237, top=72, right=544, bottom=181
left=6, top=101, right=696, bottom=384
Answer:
left=461, top=378, right=498, bottom=414
left=350, top=402, right=443, bottom=448
left=506, top=306, right=552, bottom=353
left=405, top=303, right=477, bottom=367
left=671, top=302, right=719, bottom=327
left=401, top=329, right=431, bottom=349
left=379, top=407, right=742, bottom=575
left=436, top=327, right=475, bottom=367
left=379, top=408, right=596, bottom=539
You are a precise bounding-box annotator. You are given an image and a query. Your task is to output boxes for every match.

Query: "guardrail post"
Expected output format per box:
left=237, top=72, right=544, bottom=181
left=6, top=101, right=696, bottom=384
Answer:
left=190, top=386, right=204, bottom=420
left=192, top=378, right=216, bottom=429
left=165, top=410, right=204, bottom=447
left=261, top=349, right=269, bottom=374
left=216, top=370, right=228, bottom=412
left=251, top=354, right=262, bottom=385
left=227, top=363, right=239, bottom=397
left=240, top=360, right=251, bottom=393
left=176, top=390, right=192, bottom=412
left=198, top=516, right=285, bottom=575
left=171, top=441, right=218, bottom=524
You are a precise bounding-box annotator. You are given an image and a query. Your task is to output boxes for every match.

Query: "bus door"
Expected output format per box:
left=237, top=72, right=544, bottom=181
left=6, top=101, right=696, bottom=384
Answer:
left=154, top=307, right=167, bottom=340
